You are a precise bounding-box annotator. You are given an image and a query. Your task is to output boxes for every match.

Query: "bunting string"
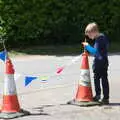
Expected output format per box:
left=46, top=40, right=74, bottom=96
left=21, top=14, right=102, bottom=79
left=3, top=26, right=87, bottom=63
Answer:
left=0, top=50, right=82, bottom=87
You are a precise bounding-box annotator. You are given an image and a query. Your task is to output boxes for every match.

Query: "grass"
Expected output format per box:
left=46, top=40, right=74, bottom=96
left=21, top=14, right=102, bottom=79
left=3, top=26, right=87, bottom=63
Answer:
left=109, top=42, right=120, bottom=53
left=8, top=45, right=84, bottom=57
left=7, top=42, right=120, bottom=57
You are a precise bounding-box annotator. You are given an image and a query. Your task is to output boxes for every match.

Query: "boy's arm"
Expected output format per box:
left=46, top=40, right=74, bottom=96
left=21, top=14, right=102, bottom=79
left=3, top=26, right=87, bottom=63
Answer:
left=85, top=44, right=98, bottom=55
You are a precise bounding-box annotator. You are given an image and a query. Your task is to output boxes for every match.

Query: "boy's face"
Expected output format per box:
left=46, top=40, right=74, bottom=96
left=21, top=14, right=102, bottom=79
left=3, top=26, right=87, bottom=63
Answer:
left=86, top=31, right=97, bottom=40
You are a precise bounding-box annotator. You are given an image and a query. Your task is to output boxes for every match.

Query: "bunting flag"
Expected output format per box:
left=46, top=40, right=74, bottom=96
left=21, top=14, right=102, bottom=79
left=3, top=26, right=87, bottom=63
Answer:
left=39, top=76, right=49, bottom=82
left=71, top=55, right=82, bottom=64
left=14, top=73, right=21, bottom=81
left=56, top=67, right=64, bottom=74
left=0, top=50, right=6, bottom=61
left=56, top=54, right=82, bottom=74
left=25, top=76, right=37, bottom=86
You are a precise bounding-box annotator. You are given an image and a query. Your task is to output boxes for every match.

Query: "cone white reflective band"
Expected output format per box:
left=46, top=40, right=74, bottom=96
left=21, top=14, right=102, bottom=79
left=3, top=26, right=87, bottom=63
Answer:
left=79, top=69, right=91, bottom=86
left=4, top=74, right=17, bottom=95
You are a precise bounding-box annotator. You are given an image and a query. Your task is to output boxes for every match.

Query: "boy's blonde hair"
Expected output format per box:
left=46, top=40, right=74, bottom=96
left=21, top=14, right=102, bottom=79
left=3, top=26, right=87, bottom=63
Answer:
left=85, top=22, right=99, bottom=35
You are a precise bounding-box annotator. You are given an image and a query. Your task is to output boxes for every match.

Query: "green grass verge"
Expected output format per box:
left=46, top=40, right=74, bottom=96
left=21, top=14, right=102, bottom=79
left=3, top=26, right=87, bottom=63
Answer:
left=8, top=45, right=83, bottom=57
left=109, top=42, right=120, bottom=53
left=8, top=42, right=120, bottom=57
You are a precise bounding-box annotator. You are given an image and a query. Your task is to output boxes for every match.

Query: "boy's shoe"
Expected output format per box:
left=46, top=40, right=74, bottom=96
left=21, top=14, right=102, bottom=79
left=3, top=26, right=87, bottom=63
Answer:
left=101, top=98, right=109, bottom=105
left=93, top=95, right=101, bottom=102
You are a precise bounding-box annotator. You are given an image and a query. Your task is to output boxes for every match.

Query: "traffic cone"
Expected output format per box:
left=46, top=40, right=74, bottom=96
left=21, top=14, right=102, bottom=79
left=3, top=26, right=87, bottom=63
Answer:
left=67, top=51, right=100, bottom=106
left=0, top=57, right=30, bottom=119
left=75, top=51, right=92, bottom=102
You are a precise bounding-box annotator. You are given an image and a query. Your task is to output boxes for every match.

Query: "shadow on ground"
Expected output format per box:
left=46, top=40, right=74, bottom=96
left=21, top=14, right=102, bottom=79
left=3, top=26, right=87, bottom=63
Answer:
left=109, top=103, right=120, bottom=106
left=20, top=102, right=120, bottom=119
left=20, top=105, right=51, bottom=118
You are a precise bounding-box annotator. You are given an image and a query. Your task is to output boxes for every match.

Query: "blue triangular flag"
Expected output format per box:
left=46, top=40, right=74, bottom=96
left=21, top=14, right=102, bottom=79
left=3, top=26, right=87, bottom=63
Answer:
left=0, top=51, right=6, bottom=61
left=25, top=76, right=37, bottom=86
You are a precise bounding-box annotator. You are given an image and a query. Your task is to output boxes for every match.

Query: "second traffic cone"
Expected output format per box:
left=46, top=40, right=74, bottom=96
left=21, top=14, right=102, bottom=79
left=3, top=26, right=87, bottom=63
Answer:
left=67, top=51, right=100, bottom=106
left=0, top=57, right=30, bottom=119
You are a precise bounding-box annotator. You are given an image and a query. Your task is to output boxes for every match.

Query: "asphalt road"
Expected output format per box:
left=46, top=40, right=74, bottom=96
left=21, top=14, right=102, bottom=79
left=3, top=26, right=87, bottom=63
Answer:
left=0, top=53, right=120, bottom=120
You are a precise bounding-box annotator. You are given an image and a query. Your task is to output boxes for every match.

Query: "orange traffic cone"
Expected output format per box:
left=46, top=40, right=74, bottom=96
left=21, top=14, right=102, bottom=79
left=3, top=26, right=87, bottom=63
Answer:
left=2, top=58, right=20, bottom=112
left=67, top=51, right=100, bottom=106
left=0, top=57, right=29, bottom=119
left=75, top=51, right=93, bottom=102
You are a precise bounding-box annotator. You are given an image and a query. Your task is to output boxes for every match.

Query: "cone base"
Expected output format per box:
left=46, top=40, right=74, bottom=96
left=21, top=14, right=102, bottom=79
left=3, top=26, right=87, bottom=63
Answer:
left=0, top=109, right=30, bottom=119
left=67, top=99, right=101, bottom=107
left=75, top=85, right=93, bottom=102
left=2, top=95, right=20, bottom=113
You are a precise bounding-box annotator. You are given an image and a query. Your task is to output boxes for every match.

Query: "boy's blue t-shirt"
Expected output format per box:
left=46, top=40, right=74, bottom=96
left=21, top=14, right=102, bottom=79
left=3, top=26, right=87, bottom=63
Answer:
left=85, top=33, right=109, bottom=62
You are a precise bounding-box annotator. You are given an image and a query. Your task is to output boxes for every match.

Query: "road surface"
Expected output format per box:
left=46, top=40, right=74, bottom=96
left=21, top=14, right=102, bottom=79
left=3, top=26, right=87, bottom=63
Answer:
left=0, top=53, right=120, bottom=120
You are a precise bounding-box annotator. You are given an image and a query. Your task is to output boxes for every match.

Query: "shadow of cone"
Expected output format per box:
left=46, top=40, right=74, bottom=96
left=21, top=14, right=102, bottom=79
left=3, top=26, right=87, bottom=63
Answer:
left=0, top=58, right=30, bottom=119
left=67, top=52, right=101, bottom=106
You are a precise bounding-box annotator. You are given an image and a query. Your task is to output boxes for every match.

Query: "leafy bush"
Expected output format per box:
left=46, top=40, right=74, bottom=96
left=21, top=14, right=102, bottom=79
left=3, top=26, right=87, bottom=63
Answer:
left=0, top=0, right=120, bottom=47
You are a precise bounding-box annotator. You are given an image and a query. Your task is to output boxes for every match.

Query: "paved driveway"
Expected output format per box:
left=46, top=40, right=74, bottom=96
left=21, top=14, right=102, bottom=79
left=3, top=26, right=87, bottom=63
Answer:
left=0, top=54, right=120, bottom=120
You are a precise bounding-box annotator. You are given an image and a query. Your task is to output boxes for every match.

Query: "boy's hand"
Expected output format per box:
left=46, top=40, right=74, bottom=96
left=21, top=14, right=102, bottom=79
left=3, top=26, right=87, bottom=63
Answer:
left=82, top=42, right=89, bottom=46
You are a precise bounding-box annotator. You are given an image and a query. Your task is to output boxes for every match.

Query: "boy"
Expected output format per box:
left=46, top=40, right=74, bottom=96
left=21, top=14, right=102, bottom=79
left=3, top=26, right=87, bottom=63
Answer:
left=82, top=22, right=109, bottom=104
